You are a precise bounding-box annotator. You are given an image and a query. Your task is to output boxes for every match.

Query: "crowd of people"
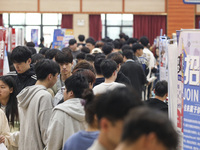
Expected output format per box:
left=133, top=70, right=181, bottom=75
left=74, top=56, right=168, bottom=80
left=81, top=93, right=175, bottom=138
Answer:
left=0, top=33, right=178, bottom=150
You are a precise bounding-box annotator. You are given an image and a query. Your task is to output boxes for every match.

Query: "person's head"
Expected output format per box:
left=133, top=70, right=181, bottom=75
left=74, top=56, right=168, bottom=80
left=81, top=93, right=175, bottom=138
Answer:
left=35, top=59, right=60, bottom=88
left=132, top=43, right=144, bottom=57
left=73, top=60, right=96, bottom=75
left=11, top=46, right=32, bottom=74
left=0, top=76, right=18, bottom=127
left=45, top=48, right=60, bottom=61
left=78, top=34, right=85, bottom=42
left=81, top=46, right=91, bottom=54
left=96, top=87, right=142, bottom=149
left=94, top=54, right=106, bottom=75
left=119, top=33, right=126, bottom=40
left=127, top=38, right=138, bottom=47
left=100, top=59, right=117, bottom=79
left=28, top=47, right=37, bottom=55
left=26, top=42, right=35, bottom=48
left=117, top=107, right=178, bottom=150
left=40, top=37, right=44, bottom=44
left=86, top=37, right=96, bottom=52
left=69, top=39, right=77, bottom=51
left=112, top=40, right=121, bottom=51
left=102, top=44, right=113, bottom=55
left=95, top=41, right=105, bottom=49
left=139, top=36, right=149, bottom=47
left=154, top=80, right=168, bottom=98
left=73, top=69, right=96, bottom=89
left=76, top=53, right=86, bottom=63
left=85, top=54, right=95, bottom=64
left=31, top=53, right=45, bottom=64
left=64, top=73, right=89, bottom=100
left=121, top=44, right=132, bottom=52
left=39, top=47, right=50, bottom=56
left=107, top=52, right=123, bottom=71
left=122, top=50, right=133, bottom=62
left=55, top=51, right=73, bottom=77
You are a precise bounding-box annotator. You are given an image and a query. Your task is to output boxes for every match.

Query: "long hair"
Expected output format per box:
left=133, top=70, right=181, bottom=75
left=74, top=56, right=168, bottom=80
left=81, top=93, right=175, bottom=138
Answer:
left=0, top=76, right=19, bottom=127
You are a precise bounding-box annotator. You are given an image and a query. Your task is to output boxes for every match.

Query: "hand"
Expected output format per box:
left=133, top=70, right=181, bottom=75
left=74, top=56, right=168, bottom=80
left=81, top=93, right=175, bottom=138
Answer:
left=0, top=135, right=5, bottom=143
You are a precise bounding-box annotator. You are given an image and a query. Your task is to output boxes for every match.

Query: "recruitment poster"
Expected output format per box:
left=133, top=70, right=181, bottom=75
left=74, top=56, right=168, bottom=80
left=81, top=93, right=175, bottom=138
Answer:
left=181, top=31, right=200, bottom=150
left=0, top=28, right=6, bottom=76
left=31, top=29, right=38, bottom=47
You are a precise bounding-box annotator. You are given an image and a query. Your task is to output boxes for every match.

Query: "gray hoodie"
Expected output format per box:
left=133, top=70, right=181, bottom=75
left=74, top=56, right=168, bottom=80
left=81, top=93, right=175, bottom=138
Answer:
left=46, top=98, right=86, bottom=150
left=17, top=85, right=53, bottom=150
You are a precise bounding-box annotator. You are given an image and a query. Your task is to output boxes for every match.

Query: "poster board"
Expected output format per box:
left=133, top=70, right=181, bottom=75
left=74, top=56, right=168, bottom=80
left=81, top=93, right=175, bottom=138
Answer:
left=31, top=29, right=38, bottom=47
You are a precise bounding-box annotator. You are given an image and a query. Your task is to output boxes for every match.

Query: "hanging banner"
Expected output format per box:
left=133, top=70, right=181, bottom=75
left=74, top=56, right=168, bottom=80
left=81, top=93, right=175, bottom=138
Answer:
left=52, top=29, right=74, bottom=50
left=11, top=28, right=16, bottom=50
left=31, top=29, right=38, bottom=47
left=0, top=28, right=6, bottom=76
left=15, top=28, right=24, bottom=46
left=181, top=31, right=200, bottom=150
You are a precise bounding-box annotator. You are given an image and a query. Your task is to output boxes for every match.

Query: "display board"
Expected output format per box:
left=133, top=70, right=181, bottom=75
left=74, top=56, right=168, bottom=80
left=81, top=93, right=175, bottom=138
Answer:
left=183, top=0, right=200, bottom=4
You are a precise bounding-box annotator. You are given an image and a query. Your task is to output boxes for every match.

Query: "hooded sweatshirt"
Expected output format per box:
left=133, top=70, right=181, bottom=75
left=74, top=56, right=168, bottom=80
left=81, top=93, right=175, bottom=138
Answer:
left=46, top=98, right=86, bottom=150
left=17, top=85, right=53, bottom=150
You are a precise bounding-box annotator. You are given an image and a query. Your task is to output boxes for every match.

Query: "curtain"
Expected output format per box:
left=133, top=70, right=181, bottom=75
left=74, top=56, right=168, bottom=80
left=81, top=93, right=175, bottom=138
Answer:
left=61, top=14, right=73, bottom=29
left=195, top=16, right=200, bottom=29
left=133, top=15, right=166, bottom=45
left=89, top=15, right=102, bottom=41
left=0, top=14, right=3, bottom=26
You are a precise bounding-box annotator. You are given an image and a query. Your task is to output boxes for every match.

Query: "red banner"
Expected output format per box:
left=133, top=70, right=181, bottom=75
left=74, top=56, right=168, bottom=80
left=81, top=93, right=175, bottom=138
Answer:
left=0, top=29, right=6, bottom=76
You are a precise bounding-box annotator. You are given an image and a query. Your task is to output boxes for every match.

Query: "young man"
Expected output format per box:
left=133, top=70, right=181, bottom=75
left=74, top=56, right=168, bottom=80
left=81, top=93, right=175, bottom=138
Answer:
left=69, top=39, right=80, bottom=59
left=47, top=73, right=89, bottom=150
left=77, top=34, right=86, bottom=49
left=8, top=46, right=37, bottom=93
left=145, top=80, right=168, bottom=113
left=88, top=87, right=143, bottom=150
left=93, top=59, right=125, bottom=95
left=17, top=59, right=60, bottom=150
left=116, top=107, right=178, bottom=150
left=39, top=37, right=45, bottom=48
left=86, top=37, right=95, bottom=53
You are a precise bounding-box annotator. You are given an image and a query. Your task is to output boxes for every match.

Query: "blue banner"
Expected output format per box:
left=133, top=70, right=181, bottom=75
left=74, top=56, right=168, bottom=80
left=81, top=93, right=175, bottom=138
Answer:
left=52, top=29, right=65, bottom=50
left=183, top=0, right=200, bottom=4
left=31, top=29, right=38, bottom=47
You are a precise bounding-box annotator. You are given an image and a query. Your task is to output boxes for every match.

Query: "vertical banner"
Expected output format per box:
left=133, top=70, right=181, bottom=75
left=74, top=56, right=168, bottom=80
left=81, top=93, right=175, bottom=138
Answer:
left=11, top=28, right=16, bottom=50
left=0, top=29, right=6, bottom=76
left=52, top=29, right=74, bottom=50
left=181, top=31, right=200, bottom=150
left=15, top=28, right=24, bottom=46
left=31, top=29, right=38, bottom=47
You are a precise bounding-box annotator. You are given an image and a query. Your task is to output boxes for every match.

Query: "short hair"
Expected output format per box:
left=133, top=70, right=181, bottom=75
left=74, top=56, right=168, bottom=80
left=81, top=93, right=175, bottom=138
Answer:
left=95, top=41, right=104, bottom=48
left=121, top=44, right=132, bottom=52
left=86, top=37, right=95, bottom=46
left=65, top=73, right=89, bottom=98
left=39, top=47, right=50, bottom=55
left=73, top=60, right=95, bottom=74
left=107, top=52, right=123, bottom=65
left=55, top=51, right=73, bottom=64
left=94, top=57, right=105, bottom=75
left=26, top=42, right=35, bottom=47
left=112, top=40, right=121, bottom=49
left=28, top=47, right=37, bottom=55
left=69, top=39, right=77, bottom=45
left=31, top=53, right=45, bottom=64
left=35, top=59, right=60, bottom=80
left=100, top=59, right=117, bottom=78
left=78, top=35, right=85, bottom=42
left=76, top=53, right=86, bottom=60
left=45, top=49, right=60, bottom=60
left=40, top=37, right=44, bottom=43
left=132, top=43, right=144, bottom=53
left=124, top=35, right=129, bottom=41
left=122, top=107, right=178, bottom=149
left=102, top=44, right=113, bottom=55
left=96, top=87, right=142, bottom=123
left=127, top=38, right=138, bottom=45
left=154, top=80, right=168, bottom=97
left=11, top=46, right=32, bottom=63
left=119, top=33, right=126, bottom=39
left=122, top=50, right=133, bottom=60
left=85, top=54, right=95, bottom=62
left=81, top=46, right=91, bottom=54
left=139, top=36, right=149, bottom=47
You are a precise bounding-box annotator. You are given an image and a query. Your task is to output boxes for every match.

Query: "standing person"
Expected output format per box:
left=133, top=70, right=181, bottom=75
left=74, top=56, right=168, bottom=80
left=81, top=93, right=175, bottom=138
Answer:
left=86, top=37, right=95, bottom=53
left=39, top=37, right=45, bottom=48
left=8, top=46, right=37, bottom=94
left=17, top=59, right=60, bottom=150
left=68, top=39, right=80, bottom=59
left=63, top=89, right=99, bottom=150
left=77, top=34, right=86, bottom=50
left=46, top=73, right=89, bottom=150
left=0, top=76, right=19, bottom=131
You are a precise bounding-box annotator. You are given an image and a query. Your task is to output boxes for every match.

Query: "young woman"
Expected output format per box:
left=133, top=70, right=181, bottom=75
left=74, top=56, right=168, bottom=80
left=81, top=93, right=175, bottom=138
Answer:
left=0, top=76, right=19, bottom=130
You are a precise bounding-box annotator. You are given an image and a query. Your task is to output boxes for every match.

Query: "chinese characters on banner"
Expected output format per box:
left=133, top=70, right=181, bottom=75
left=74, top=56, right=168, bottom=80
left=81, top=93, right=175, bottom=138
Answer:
left=181, top=31, right=200, bottom=150
left=0, top=29, right=6, bottom=76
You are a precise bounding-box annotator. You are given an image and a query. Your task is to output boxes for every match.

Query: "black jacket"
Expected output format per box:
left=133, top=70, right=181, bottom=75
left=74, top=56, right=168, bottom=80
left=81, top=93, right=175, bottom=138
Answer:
left=145, top=98, right=168, bottom=114
left=115, top=71, right=131, bottom=86
left=7, top=66, right=37, bottom=94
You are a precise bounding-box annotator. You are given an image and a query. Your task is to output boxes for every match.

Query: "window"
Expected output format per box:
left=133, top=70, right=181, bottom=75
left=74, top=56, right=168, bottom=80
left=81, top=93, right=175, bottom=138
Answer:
left=101, top=14, right=133, bottom=40
left=3, top=13, right=62, bottom=47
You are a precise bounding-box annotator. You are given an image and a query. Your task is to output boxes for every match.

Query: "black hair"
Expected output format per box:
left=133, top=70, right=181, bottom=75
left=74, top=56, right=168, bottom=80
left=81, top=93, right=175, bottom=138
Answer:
left=132, top=43, right=144, bottom=53
left=112, top=40, right=121, bottom=49
left=31, top=53, right=45, bottom=64
left=73, top=60, right=96, bottom=74
left=96, top=87, right=142, bottom=123
left=78, top=35, right=85, bottom=42
left=11, top=46, right=32, bottom=63
left=85, top=54, right=95, bottom=62
left=122, top=50, right=133, bottom=59
left=95, top=41, right=104, bottom=48
left=39, top=47, right=50, bottom=55
left=121, top=44, right=132, bottom=52
left=86, top=37, right=96, bottom=46
left=139, top=36, right=149, bottom=47
left=102, top=44, right=113, bottom=55
left=100, top=59, right=117, bottom=78
left=154, top=80, right=168, bottom=97
left=127, top=38, right=138, bottom=45
left=0, top=76, right=18, bottom=127
left=94, top=57, right=105, bottom=75
left=107, top=52, right=123, bottom=65
left=28, top=47, right=37, bottom=55
left=124, top=35, right=129, bottom=41
left=35, top=59, right=60, bottom=80
left=76, top=53, right=86, bottom=60
left=40, top=37, right=44, bottom=43
left=26, top=42, right=35, bottom=47
left=69, top=39, right=77, bottom=45
left=81, top=47, right=91, bottom=54
left=55, top=51, right=73, bottom=64
left=119, top=33, right=126, bottom=39
left=65, top=73, right=89, bottom=98
left=45, top=49, right=60, bottom=60
left=122, top=107, right=178, bottom=149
